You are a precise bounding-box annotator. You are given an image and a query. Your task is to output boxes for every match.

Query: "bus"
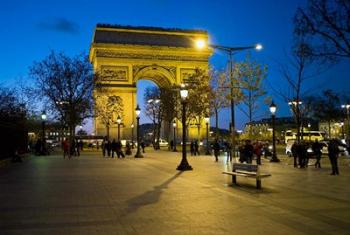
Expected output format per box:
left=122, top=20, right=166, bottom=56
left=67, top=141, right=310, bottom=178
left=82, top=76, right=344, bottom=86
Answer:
left=284, top=130, right=325, bottom=143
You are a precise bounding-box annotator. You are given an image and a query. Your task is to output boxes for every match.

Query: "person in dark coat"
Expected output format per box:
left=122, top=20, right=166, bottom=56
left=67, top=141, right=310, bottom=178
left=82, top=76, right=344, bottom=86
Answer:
left=312, top=139, right=323, bottom=168
left=194, top=140, right=200, bottom=156
left=125, top=141, right=132, bottom=155
left=116, top=140, right=125, bottom=158
left=111, top=139, right=117, bottom=158
left=213, top=139, right=220, bottom=162
left=140, top=141, right=146, bottom=153
left=328, top=139, right=340, bottom=175
left=190, top=140, right=195, bottom=156
left=243, top=140, right=254, bottom=164
left=253, top=141, right=263, bottom=165
left=297, top=142, right=307, bottom=168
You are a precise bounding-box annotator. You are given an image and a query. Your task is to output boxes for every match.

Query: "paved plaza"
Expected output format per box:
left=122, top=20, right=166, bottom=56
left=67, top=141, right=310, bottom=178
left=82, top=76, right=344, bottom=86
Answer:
left=1, top=149, right=350, bottom=235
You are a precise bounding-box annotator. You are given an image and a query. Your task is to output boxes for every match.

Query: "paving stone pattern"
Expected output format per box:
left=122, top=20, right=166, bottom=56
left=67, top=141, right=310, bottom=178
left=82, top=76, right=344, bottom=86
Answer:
left=1, top=150, right=350, bottom=235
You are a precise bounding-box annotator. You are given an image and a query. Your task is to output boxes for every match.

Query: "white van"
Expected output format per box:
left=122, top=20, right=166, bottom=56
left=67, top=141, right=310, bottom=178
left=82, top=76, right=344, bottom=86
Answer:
left=285, top=130, right=324, bottom=143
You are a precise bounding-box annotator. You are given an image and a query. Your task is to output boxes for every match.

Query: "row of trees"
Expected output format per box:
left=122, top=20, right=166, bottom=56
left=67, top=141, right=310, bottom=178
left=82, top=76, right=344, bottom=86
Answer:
left=142, top=55, right=268, bottom=146
left=271, top=0, right=350, bottom=142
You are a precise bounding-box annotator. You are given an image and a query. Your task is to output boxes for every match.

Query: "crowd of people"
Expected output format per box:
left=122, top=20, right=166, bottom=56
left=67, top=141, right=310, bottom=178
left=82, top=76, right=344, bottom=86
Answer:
left=61, top=138, right=83, bottom=159
left=100, top=137, right=146, bottom=158
left=291, top=139, right=345, bottom=175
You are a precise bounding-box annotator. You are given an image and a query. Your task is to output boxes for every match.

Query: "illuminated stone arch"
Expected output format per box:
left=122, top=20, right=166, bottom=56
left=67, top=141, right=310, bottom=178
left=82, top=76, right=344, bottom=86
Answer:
left=90, top=24, right=212, bottom=140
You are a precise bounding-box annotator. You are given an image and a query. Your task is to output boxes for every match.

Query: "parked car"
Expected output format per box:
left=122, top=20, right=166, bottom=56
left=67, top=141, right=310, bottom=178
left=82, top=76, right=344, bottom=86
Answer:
left=155, top=138, right=168, bottom=147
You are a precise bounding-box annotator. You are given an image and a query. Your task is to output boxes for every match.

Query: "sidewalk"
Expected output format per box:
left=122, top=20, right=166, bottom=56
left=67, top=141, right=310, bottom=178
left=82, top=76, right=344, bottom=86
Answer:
left=1, top=149, right=350, bottom=234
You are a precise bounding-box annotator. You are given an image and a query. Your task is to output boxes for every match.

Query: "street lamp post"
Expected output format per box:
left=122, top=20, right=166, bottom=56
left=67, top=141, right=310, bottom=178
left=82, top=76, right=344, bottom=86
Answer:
left=308, top=123, right=311, bottom=141
left=134, top=105, right=143, bottom=158
left=196, top=40, right=262, bottom=159
left=116, top=115, right=122, bottom=141
left=341, top=104, right=350, bottom=140
left=131, top=123, right=134, bottom=149
left=269, top=101, right=280, bottom=162
left=41, top=111, right=47, bottom=155
left=204, top=117, right=210, bottom=155
left=177, top=85, right=192, bottom=171
left=172, top=120, right=177, bottom=152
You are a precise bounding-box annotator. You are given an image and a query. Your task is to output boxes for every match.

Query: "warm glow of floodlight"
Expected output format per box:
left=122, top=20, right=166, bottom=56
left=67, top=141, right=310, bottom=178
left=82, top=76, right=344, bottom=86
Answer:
left=195, top=39, right=206, bottom=49
left=173, top=120, right=176, bottom=128
left=131, top=123, right=134, bottom=128
left=255, top=43, right=263, bottom=50
left=204, top=117, right=210, bottom=123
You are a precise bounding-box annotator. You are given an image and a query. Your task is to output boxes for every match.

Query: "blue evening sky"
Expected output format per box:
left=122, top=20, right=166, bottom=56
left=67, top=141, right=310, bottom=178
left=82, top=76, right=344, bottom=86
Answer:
left=0, top=0, right=349, bottom=132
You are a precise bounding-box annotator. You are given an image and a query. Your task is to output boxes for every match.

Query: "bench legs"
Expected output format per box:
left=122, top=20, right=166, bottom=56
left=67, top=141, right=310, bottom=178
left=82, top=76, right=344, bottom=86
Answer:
left=232, top=175, right=237, bottom=184
left=256, top=179, right=261, bottom=189
left=230, top=175, right=262, bottom=189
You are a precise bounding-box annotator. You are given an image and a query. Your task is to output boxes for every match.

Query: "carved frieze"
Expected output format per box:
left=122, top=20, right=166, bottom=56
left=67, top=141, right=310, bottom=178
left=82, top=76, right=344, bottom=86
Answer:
left=180, top=68, right=196, bottom=82
left=101, top=66, right=128, bottom=81
left=96, top=50, right=207, bottom=62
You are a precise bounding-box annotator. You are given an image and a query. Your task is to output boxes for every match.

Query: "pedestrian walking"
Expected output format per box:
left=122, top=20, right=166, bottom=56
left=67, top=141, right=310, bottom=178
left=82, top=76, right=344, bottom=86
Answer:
left=102, top=137, right=107, bottom=157
left=116, top=140, right=125, bottom=158
left=125, top=141, right=132, bottom=155
left=225, top=142, right=232, bottom=163
left=62, top=138, right=70, bottom=159
left=254, top=141, right=263, bottom=165
left=328, top=139, right=340, bottom=175
left=243, top=140, right=254, bottom=164
left=194, top=140, right=200, bottom=156
left=140, top=141, right=146, bottom=153
left=213, top=139, right=220, bottom=162
left=190, top=140, right=195, bottom=156
left=111, top=139, right=117, bottom=158
left=312, top=139, right=323, bottom=168
left=106, top=140, right=111, bottom=157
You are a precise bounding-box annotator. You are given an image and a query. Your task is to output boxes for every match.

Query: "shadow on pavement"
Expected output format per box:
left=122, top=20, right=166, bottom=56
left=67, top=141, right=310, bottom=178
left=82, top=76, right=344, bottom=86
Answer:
left=124, top=171, right=183, bottom=215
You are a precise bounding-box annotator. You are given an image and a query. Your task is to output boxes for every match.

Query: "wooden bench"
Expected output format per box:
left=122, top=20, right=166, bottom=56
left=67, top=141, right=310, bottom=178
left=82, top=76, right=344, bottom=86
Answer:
left=222, top=163, right=271, bottom=189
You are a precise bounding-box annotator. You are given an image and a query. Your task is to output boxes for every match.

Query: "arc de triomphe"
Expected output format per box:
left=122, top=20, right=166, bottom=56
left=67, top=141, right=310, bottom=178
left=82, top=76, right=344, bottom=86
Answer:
left=89, top=24, right=212, bottom=140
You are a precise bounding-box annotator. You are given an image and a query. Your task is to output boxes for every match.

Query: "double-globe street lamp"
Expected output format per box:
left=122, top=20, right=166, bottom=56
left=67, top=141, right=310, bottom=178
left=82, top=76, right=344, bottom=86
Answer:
left=116, top=115, right=122, bottom=141
left=172, top=120, right=177, bottom=152
left=41, top=111, right=47, bottom=155
left=204, top=117, right=210, bottom=155
left=269, top=101, right=280, bottom=162
left=135, top=105, right=143, bottom=158
left=177, top=84, right=192, bottom=171
left=196, top=40, right=262, bottom=159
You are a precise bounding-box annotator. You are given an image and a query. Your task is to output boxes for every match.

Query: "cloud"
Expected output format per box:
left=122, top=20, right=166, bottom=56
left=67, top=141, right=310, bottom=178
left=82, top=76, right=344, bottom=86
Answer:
left=38, top=17, right=79, bottom=34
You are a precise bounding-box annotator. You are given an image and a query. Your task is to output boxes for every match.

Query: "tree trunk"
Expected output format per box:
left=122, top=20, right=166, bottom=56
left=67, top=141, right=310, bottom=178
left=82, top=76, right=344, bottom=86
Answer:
left=215, top=109, right=219, bottom=138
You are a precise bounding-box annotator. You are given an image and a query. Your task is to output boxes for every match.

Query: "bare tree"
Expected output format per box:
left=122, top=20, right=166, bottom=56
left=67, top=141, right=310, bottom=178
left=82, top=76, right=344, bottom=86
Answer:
left=294, top=0, right=350, bottom=59
left=144, top=86, right=162, bottom=149
left=272, top=40, right=321, bottom=142
left=30, top=51, right=95, bottom=140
